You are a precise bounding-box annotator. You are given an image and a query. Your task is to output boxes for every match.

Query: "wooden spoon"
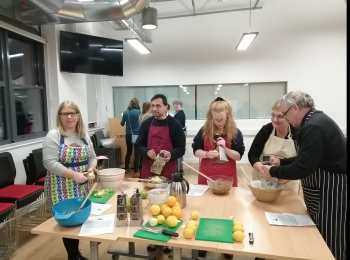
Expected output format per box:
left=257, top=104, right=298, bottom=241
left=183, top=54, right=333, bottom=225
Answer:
left=240, top=166, right=252, bottom=186
left=128, top=178, right=163, bottom=183
left=182, top=162, right=217, bottom=183
left=78, top=183, right=97, bottom=211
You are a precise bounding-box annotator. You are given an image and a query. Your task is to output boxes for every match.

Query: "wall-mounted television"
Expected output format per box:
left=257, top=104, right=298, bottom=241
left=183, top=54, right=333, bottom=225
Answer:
left=59, top=31, right=123, bottom=77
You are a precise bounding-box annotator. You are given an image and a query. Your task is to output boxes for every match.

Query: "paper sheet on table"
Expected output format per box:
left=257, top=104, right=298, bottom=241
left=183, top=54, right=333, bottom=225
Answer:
left=90, top=202, right=112, bottom=215
left=187, top=184, right=209, bottom=196
left=265, top=212, right=315, bottom=226
left=79, top=214, right=115, bottom=236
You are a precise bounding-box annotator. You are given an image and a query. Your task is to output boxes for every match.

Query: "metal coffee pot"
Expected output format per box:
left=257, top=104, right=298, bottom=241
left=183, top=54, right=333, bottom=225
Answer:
left=169, top=172, right=189, bottom=209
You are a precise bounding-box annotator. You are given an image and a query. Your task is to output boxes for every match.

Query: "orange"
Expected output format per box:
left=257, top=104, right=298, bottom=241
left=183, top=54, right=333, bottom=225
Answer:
left=166, top=215, right=178, bottom=228
left=183, top=228, right=194, bottom=239
left=162, top=207, right=172, bottom=218
left=160, top=203, right=169, bottom=212
left=171, top=207, right=183, bottom=220
left=167, top=196, right=177, bottom=207
left=150, top=205, right=160, bottom=216
left=171, top=205, right=181, bottom=211
left=174, top=201, right=181, bottom=208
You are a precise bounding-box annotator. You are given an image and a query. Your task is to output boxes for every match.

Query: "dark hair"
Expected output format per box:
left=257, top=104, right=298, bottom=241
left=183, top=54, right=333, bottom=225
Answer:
left=151, top=94, right=168, bottom=106
left=127, top=98, right=140, bottom=110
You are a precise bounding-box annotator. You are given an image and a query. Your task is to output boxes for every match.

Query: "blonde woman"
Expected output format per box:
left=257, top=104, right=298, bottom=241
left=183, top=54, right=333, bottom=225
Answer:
left=139, top=101, right=152, bottom=126
left=192, top=97, right=245, bottom=259
left=43, top=100, right=96, bottom=260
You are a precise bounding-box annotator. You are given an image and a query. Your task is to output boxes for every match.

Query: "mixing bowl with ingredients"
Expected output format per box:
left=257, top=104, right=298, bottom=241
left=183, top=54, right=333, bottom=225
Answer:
left=248, top=180, right=284, bottom=202
left=207, top=175, right=233, bottom=194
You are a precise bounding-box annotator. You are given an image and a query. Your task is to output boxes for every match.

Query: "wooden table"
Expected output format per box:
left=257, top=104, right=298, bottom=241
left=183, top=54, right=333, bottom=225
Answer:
left=32, top=183, right=335, bottom=260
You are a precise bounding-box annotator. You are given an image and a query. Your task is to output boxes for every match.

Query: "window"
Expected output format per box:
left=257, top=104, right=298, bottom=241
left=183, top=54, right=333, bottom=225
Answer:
left=0, top=28, right=47, bottom=145
left=113, top=83, right=286, bottom=120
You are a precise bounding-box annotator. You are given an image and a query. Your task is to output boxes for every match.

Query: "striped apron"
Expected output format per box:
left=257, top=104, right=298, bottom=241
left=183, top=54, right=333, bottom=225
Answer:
left=301, top=110, right=347, bottom=260
left=45, top=135, right=90, bottom=208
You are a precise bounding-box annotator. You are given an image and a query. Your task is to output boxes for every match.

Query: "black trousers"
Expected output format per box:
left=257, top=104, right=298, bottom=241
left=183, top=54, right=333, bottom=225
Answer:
left=62, top=238, right=79, bottom=259
left=125, top=134, right=140, bottom=172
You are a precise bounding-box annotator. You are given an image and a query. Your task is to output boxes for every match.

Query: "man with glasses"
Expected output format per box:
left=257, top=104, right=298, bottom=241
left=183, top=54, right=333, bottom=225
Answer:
left=261, top=91, right=347, bottom=260
left=135, top=94, right=186, bottom=254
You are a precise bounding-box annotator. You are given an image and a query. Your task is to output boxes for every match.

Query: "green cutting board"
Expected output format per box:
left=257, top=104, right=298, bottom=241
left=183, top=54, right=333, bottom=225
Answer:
left=133, top=217, right=183, bottom=242
left=88, top=191, right=115, bottom=204
left=195, top=218, right=234, bottom=243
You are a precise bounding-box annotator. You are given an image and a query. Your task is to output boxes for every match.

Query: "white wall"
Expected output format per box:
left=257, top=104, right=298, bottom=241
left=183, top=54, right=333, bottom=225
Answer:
left=0, top=0, right=346, bottom=182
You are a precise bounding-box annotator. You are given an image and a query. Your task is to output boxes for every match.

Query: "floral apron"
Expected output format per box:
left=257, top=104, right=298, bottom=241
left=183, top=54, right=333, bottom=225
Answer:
left=141, top=118, right=177, bottom=180
left=45, top=135, right=90, bottom=208
left=198, top=137, right=238, bottom=187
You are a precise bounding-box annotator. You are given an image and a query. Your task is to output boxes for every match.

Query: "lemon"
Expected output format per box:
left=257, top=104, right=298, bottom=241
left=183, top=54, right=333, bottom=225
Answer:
left=166, top=215, right=178, bottom=228
left=191, top=211, right=199, bottom=220
left=149, top=218, right=158, bottom=227
left=157, top=215, right=165, bottom=225
left=187, top=220, right=197, bottom=227
left=233, top=225, right=244, bottom=232
left=186, top=223, right=197, bottom=233
left=234, top=221, right=244, bottom=227
left=183, top=228, right=194, bottom=239
left=233, top=231, right=245, bottom=242
left=150, top=205, right=161, bottom=216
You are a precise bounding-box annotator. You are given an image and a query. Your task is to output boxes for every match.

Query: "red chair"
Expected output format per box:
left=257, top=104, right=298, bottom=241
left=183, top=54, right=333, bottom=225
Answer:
left=0, top=202, right=17, bottom=259
left=0, top=152, right=46, bottom=232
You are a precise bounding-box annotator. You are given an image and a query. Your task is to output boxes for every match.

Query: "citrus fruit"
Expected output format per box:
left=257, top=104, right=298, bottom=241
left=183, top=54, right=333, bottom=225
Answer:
left=233, top=225, right=244, bottom=232
left=174, top=201, right=181, bottom=208
left=191, top=211, right=199, bottom=220
left=157, top=215, right=165, bottom=225
left=234, top=221, right=243, bottom=227
left=150, top=205, right=161, bottom=216
left=139, top=190, right=148, bottom=199
left=187, top=220, right=197, bottom=227
left=149, top=218, right=158, bottom=227
left=166, top=215, right=178, bottom=228
left=167, top=196, right=177, bottom=207
left=171, top=205, right=181, bottom=211
left=160, top=203, right=169, bottom=212
left=162, top=206, right=172, bottom=218
left=183, top=228, right=194, bottom=239
left=171, top=207, right=183, bottom=220
left=186, top=223, right=197, bottom=232
left=233, top=231, right=245, bottom=242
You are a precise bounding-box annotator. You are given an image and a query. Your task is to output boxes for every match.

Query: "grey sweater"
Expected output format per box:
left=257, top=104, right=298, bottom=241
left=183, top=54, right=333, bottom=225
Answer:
left=42, top=128, right=97, bottom=176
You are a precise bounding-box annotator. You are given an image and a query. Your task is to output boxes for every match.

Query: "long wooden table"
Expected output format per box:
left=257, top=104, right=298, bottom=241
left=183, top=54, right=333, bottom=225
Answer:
left=32, top=183, right=335, bottom=260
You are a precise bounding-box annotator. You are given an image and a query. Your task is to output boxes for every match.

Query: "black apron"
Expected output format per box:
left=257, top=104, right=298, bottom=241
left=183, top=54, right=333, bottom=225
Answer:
left=301, top=109, right=347, bottom=260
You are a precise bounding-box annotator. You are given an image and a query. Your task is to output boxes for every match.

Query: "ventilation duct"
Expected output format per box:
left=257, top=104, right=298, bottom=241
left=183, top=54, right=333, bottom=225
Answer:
left=14, top=0, right=150, bottom=26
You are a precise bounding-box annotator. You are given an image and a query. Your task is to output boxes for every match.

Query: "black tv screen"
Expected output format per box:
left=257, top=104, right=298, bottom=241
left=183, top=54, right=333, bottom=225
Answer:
left=60, top=31, right=123, bottom=76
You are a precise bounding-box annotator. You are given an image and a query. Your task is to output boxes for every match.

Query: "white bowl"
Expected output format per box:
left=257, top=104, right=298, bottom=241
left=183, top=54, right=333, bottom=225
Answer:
left=98, top=168, right=125, bottom=190
left=148, top=189, right=169, bottom=206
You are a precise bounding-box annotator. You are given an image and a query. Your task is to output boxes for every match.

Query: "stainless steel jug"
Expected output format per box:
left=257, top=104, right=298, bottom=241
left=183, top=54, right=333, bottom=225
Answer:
left=169, top=172, right=189, bottom=209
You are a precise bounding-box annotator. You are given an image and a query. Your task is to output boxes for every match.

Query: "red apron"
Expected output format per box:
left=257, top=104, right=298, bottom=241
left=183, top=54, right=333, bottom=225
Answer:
left=141, top=118, right=177, bottom=180
left=198, top=137, right=238, bottom=187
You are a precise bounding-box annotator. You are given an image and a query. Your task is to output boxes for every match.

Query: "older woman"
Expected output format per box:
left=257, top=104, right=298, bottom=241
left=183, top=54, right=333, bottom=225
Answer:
left=43, top=100, right=97, bottom=260
left=248, top=99, right=300, bottom=193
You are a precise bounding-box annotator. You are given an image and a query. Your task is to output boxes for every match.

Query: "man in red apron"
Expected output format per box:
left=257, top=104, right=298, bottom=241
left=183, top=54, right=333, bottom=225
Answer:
left=135, top=94, right=186, bottom=253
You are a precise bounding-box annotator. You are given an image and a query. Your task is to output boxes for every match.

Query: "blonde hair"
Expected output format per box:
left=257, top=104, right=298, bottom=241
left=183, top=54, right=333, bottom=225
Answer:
left=202, top=97, right=238, bottom=143
left=272, top=99, right=281, bottom=111
left=55, top=101, right=86, bottom=139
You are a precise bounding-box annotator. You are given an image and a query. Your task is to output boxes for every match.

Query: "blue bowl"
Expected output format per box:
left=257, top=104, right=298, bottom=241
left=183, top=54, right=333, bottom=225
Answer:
left=52, top=198, right=92, bottom=227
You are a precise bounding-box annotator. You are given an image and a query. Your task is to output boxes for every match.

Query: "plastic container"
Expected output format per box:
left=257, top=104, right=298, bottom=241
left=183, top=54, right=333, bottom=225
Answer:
left=52, top=198, right=91, bottom=227
left=148, top=188, right=169, bottom=205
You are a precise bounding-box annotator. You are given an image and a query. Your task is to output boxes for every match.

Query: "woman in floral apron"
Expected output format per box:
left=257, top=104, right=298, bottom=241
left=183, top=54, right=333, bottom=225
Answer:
left=43, top=101, right=97, bottom=260
left=192, top=97, right=245, bottom=260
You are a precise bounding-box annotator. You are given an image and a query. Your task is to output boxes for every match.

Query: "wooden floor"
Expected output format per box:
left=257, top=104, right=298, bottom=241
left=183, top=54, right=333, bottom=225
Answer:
left=10, top=163, right=304, bottom=260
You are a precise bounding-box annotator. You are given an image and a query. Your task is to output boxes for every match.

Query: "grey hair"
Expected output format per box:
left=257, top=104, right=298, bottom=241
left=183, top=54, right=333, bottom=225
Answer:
left=280, top=91, right=315, bottom=109
left=172, top=99, right=183, bottom=107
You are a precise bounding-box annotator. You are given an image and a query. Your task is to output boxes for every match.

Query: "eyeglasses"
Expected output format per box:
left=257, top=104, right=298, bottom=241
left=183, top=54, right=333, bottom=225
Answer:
left=151, top=104, right=164, bottom=109
left=270, top=113, right=284, bottom=120
left=281, top=106, right=293, bottom=119
left=213, top=118, right=227, bottom=124
left=60, top=112, right=78, bottom=118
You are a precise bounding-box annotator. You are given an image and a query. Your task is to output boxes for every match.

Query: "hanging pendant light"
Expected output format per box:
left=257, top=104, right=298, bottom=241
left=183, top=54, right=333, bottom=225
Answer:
left=142, top=7, right=158, bottom=30
left=236, top=0, right=259, bottom=50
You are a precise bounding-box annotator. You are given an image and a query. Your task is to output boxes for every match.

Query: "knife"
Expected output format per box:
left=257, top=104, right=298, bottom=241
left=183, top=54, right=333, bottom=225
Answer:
left=140, top=226, right=179, bottom=237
